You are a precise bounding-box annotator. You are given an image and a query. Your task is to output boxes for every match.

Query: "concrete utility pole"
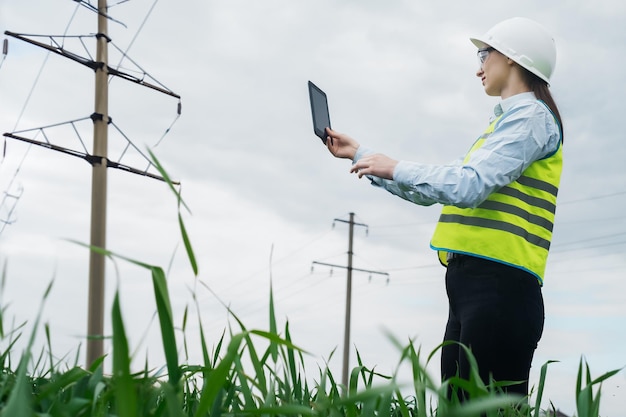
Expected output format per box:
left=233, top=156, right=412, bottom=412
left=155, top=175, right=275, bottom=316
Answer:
left=312, top=212, right=389, bottom=390
left=86, top=0, right=110, bottom=366
left=3, top=0, right=181, bottom=369
left=342, top=212, right=356, bottom=389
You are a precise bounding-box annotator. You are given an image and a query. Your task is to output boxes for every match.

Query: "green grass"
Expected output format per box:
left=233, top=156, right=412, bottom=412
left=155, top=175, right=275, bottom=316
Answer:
left=0, top=153, right=621, bottom=417
left=0, top=257, right=621, bottom=417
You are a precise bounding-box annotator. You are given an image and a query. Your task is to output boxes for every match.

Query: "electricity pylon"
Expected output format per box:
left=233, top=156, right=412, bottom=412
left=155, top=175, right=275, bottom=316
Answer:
left=3, top=0, right=181, bottom=366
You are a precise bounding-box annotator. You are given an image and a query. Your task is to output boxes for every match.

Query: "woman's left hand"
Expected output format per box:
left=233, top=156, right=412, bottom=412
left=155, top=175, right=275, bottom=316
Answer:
left=350, top=153, right=398, bottom=179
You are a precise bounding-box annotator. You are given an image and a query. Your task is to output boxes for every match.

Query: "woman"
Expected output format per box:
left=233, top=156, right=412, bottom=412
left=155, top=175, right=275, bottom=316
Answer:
left=325, top=17, right=563, bottom=399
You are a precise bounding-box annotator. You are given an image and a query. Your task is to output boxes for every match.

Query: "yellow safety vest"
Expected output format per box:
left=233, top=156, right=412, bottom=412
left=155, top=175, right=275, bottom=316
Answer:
left=430, top=111, right=563, bottom=284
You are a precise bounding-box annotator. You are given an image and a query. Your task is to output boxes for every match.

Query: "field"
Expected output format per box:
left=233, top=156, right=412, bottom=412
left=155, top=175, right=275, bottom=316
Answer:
left=0, top=156, right=620, bottom=417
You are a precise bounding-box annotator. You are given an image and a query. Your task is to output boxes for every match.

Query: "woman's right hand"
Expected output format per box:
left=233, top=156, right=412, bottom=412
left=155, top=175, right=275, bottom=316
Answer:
left=325, top=127, right=360, bottom=160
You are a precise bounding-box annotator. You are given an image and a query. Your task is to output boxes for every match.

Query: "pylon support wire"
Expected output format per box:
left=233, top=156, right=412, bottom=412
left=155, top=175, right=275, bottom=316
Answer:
left=73, top=0, right=127, bottom=27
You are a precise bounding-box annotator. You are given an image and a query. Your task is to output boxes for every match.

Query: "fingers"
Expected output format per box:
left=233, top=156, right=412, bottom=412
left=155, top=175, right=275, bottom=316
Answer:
left=325, top=128, right=360, bottom=160
left=350, top=159, right=367, bottom=178
left=326, top=127, right=346, bottom=142
left=325, top=135, right=336, bottom=154
left=349, top=154, right=396, bottom=180
left=325, top=127, right=336, bottom=146
left=325, top=127, right=345, bottom=156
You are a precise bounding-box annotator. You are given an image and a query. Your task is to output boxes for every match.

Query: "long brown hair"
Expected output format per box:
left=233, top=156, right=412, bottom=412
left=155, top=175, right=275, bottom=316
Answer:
left=521, top=70, right=564, bottom=143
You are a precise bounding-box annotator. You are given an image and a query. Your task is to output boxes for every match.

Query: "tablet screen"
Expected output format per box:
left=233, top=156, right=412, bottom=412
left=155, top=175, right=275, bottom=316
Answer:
left=308, top=81, right=331, bottom=143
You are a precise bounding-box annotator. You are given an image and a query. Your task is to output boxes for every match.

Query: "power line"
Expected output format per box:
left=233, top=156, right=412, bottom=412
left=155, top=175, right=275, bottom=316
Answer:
left=559, top=190, right=626, bottom=205
left=0, top=2, right=82, bottom=234
left=210, top=271, right=341, bottom=325
left=73, top=0, right=127, bottom=28
left=552, top=239, right=626, bottom=255
left=194, top=228, right=336, bottom=299
left=557, top=215, right=625, bottom=225
left=111, top=0, right=159, bottom=71
left=108, top=0, right=181, bottom=149
left=553, top=231, right=626, bottom=249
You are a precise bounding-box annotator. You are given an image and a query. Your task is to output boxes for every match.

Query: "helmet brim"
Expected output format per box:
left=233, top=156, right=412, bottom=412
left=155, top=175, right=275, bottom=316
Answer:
left=470, top=37, right=490, bottom=50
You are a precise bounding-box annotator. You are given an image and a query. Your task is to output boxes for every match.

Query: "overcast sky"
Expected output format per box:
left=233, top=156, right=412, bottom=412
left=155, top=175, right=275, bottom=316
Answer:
left=1, top=1, right=625, bottom=415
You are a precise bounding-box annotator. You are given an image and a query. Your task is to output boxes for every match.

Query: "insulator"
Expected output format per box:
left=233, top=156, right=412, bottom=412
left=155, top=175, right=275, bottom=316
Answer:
left=2, top=39, right=7, bottom=55
left=177, top=101, right=182, bottom=115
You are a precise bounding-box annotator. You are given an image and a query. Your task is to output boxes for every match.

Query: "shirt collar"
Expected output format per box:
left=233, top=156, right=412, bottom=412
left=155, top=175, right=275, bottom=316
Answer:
left=493, top=92, right=537, bottom=117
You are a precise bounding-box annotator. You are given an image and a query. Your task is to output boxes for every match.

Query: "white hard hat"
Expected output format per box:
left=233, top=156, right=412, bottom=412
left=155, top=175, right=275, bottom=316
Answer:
left=470, top=17, right=556, bottom=84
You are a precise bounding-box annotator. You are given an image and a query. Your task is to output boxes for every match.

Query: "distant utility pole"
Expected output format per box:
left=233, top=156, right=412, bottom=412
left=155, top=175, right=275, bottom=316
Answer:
left=312, top=212, right=389, bottom=390
left=3, top=0, right=180, bottom=367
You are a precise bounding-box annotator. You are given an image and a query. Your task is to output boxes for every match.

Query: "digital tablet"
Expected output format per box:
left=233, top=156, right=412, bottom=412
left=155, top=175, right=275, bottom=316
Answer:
left=308, top=81, right=331, bottom=144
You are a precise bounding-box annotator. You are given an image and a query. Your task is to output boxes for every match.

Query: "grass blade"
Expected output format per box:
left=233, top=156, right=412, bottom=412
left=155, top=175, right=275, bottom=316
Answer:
left=0, top=280, right=53, bottom=417
left=178, top=212, right=198, bottom=276
left=147, top=148, right=189, bottom=212
left=147, top=148, right=198, bottom=277
left=268, top=246, right=278, bottom=363
left=111, top=291, right=138, bottom=417
left=0, top=355, right=33, bottom=417
left=150, top=265, right=181, bottom=387
left=194, top=332, right=246, bottom=417
left=533, top=360, right=558, bottom=417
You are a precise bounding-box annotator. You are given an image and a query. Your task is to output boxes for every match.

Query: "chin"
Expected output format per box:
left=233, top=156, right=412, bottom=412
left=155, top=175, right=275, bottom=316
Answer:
left=484, top=87, right=500, bottom=97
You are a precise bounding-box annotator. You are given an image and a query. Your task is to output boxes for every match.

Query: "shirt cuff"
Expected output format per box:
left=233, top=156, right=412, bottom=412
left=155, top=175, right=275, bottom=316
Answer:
left=353, top=145, right=373, bottom=164
left=392, top=160, right=418, bottom=184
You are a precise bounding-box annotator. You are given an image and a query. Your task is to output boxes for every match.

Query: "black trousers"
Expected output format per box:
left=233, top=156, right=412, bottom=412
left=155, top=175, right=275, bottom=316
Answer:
left=441, top=254, right=544, bottom=399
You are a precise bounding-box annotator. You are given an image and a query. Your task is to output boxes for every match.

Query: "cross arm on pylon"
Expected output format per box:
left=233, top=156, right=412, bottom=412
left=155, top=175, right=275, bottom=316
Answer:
left=2, top=132, right=179, bottom=184
left=311, top=261, right=390, bottom=278
left=4, top=31, right=180, bottom=99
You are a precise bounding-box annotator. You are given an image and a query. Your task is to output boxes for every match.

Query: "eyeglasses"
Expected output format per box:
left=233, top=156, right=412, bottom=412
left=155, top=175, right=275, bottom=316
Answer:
left=477, top=47, right=495, bottom=67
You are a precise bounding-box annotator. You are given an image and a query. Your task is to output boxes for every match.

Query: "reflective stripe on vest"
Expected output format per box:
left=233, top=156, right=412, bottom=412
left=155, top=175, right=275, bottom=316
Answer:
left=430, top=110, right=563, bottom=284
